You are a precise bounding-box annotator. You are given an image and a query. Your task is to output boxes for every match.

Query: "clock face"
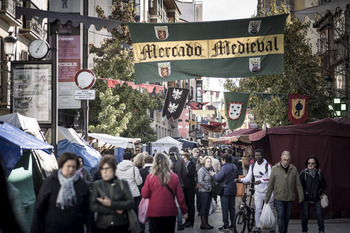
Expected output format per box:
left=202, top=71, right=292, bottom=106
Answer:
left=28, top=39, right=49, bottom=59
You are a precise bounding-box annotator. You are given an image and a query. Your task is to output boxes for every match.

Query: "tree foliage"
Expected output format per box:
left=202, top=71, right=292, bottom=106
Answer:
left=224, top=0, right=330, bottom=127
left=89, top=0, right=162, bottom=142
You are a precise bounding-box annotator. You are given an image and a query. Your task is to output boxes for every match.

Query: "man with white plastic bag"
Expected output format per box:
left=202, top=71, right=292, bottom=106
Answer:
left=258, top=203, right=276, bottom=229
left=235, top=149, right=275, bottom=233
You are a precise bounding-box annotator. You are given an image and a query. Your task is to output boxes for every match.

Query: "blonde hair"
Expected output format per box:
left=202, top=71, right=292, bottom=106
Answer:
left=202, top=156, right=212, bottom=166
left=133, top=153, right=144, bottom=168
left=150, top=152, right=171, bottom=186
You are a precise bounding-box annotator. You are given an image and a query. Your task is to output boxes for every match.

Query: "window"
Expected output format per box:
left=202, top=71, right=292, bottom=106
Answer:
left=196, top=80, right=202, bottom=102
left=335, top=65, right=345, bottom=90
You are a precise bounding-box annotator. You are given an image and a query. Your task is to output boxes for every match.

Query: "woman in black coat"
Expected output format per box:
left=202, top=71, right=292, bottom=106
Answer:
left=299, top=156, right=326, bottom=233
left=31, top=152, right=93, bottom=233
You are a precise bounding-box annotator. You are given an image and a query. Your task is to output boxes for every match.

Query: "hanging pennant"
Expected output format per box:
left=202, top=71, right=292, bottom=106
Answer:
left=288, top=94, right=309, bottom=125
left=162, top=87, right=189, bottom=120
left=224, top=92, right=251, bottom=129
left=178, top=109, right=189, bottom=138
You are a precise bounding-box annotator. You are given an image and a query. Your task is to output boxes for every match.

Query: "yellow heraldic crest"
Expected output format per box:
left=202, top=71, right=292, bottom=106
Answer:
left=158, top=62, right=171, bottom=78
left=291, top=98, right=306, bottom=119
left=154, top=26, right=169, bottom=40
left=248, top=20, right=262, bottom=35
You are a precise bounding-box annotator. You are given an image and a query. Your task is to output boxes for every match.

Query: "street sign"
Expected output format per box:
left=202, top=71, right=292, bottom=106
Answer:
left=74, top=69, right=96, bottom=89
left=75, top=89, right=96, bottom=100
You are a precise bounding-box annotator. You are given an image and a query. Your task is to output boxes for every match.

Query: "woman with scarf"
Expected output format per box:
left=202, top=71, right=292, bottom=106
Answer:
left=31, top=152, right=93, bottom=233
left=90, top=155, right=136, bottom=233
left=299, top=156, right=327, bottom=233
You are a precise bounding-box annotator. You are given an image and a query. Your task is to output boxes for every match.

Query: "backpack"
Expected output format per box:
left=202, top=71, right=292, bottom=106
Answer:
left=251, top=162, right=270, bottom=183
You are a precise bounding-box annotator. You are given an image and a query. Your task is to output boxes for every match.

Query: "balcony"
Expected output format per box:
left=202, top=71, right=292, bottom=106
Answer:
left=18, top=0, right=42, bottom=40
left=0, top=0, right=22, bottom=26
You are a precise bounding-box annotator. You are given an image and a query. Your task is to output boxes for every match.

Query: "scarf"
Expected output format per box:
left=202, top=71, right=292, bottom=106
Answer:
left=56, top=170, right=79, bottom=210
left=306, top=168, right=317, bottom=178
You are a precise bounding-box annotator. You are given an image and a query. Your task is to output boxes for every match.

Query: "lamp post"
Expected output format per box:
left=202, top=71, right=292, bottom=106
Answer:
left=1, top=32, right=17, bottom=114
left=3, top=32, right=17, bottom=58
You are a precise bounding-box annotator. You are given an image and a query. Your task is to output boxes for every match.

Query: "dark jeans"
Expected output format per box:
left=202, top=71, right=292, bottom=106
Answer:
left=149, top=216, right=176, bottom=233
left=301, top=200, right=324, bottom=232
left=183, top=187, right=196, bottom=224
left=198, top=192, right=212, bottom=216
left=274, top=199, right=293, bottom=233
left=220, top=195, right=236, bottom=227
left=196, top=188, right=201, bottom=213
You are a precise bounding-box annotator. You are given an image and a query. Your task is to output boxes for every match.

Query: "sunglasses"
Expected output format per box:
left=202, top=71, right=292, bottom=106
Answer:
left=308, top=162, right=315, bottom=165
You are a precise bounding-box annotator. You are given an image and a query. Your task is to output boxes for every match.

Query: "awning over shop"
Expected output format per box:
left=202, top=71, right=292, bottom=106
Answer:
left=0, top=121, right=53, bottom=176
left=89, top=133, right=140, bottom=149
left=15, top=7, right=122, bottom=33
left=213, top=128, right=260, bottom=145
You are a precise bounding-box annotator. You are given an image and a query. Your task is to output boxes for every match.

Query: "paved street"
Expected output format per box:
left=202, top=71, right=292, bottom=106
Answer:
left=146, top=196, right=350, bottom=233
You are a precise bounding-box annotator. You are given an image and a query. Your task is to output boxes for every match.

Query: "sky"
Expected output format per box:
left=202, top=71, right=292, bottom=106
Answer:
left=199, top=0, right=258, bottom=91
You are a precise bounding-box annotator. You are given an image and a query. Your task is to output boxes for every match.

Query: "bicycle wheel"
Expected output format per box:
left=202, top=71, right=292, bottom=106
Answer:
left=247, top=208, right=255, bottom=232
left=233, top=210, right=246, bottom=233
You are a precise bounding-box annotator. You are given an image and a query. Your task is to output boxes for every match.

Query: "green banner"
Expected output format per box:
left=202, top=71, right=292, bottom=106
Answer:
left=224, top=92, right=251, bottom=130
left=128, top=14, right=288, bottom=84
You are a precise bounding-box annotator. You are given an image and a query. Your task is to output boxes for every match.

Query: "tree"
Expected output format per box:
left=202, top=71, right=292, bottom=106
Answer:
left=89, top=88, right=132, bottom=135
left=89, top=0, right=162, bottom=142
left=224, top=1, right=330, bottom=127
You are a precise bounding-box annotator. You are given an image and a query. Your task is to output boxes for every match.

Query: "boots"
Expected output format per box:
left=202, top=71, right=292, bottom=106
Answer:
left=200, top=216, right=213, bottom=229
left=205, top=216, right=213, bottom=228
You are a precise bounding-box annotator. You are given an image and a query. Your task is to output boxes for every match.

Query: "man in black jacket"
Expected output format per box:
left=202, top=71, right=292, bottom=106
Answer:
left=181, top=152, right=196, bottom=228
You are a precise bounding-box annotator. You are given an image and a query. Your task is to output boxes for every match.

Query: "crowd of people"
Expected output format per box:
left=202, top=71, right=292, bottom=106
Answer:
left=0, top=145, right=327, bottom=233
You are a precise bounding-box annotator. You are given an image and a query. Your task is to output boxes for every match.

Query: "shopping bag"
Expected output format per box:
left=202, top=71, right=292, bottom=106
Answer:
left=138, top=198, right=149, bottom=223
left=257, top=203, right=276, bottom=229
left=209, top=198, right=217, bottom=215
left=321, top=194, right=328, bottom=208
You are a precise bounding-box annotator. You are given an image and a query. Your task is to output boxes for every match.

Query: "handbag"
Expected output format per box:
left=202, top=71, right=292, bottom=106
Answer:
left=321, top=194, right=328, bottom=208
left=119, top=180, right=141, bottom=233
left=138, top=198, right=149, bottom=223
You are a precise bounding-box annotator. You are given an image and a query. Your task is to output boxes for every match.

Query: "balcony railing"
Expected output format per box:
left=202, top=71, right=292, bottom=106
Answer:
left=0, top=0, right=19, bottom=16
left=20, top=0, right=42, bottom=38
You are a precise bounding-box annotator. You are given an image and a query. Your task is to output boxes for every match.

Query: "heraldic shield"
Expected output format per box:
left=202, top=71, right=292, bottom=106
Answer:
left=154, top=26, right=169, bottom=40
left=248, top=20, right=261, bottom=35
left=158, top=62, right=171, bottom=78
left=228, top=102, right=243, bottom=121
left=288, top=94, right=309, bottom=125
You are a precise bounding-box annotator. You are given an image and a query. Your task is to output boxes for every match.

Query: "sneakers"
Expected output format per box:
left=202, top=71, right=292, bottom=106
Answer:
left=218, top=226, right=230, bottom=231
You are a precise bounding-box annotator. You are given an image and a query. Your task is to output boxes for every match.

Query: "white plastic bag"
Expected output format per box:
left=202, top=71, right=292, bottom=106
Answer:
left=257, top=203, right=276, bottom=229
left=321, top=194, right=328, bottom=208
left=209, top=198, right=217, bottom=215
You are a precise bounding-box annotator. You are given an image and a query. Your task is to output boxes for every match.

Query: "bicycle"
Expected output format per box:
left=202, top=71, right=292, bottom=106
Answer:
left=233, top=182, right=255, bottom=233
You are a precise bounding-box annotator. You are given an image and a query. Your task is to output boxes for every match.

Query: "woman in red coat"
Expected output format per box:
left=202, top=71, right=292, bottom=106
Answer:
left=141, top=152, right=188, bottom=233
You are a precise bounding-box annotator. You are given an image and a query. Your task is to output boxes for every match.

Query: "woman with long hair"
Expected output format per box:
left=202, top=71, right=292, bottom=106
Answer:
left=141, top=153, right=188, bottom=233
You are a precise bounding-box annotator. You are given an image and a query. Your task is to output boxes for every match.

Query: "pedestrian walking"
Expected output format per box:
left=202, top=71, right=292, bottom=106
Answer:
left=197, top=156, right=214, bottom=229
left=77, top=156, right=92, bottom=188
left=31, top=152, right=93, bottom=233
left=211, top=153, right=239, bottom=230
left=181, top=152, right=197, bottom=228
left=236, top=149, right=275, bottom=233
left=116, top=152, right=143, bottom=231
left=299, top=156, right=327, bottom=233
left=90, top=155, right=137, bottom=233
left=265, top=151, right=304, bottom=233
left=141, top=152, right=188, bottom=233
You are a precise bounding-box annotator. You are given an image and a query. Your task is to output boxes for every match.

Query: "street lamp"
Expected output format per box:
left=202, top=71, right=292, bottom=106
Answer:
left=3, top=32, right=17, bottom=58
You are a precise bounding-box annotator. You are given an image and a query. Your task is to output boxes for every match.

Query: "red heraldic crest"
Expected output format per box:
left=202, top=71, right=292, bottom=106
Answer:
left=288, top=94, right=309, bottom=125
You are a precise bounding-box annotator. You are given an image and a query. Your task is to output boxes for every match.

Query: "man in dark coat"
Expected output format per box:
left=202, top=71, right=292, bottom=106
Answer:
left=168, top=146, right=188, bottom=187
left=181, top=152, right=197, bottom=228
left=210, top=153, right=238, bottom=230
